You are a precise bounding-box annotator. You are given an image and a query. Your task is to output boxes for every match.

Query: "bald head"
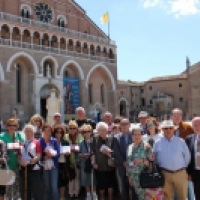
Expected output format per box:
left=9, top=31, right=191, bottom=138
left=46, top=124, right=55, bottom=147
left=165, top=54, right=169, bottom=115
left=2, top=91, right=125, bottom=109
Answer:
left=192, top=117, right=200, bottom=134
left=121, top=118, right=130, bottom=134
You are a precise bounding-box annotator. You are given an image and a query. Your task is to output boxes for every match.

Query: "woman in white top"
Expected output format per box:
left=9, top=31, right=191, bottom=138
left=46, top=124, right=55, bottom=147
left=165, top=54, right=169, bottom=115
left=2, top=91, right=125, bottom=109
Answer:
left=142, top=117, right=163, bottom=147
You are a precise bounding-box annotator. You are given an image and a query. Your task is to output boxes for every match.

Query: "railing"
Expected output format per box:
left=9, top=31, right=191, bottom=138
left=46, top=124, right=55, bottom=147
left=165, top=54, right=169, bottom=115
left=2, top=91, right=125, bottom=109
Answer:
left=0, top=38, right=116, bottom=64
left=0, top=12, right=116, bottom=45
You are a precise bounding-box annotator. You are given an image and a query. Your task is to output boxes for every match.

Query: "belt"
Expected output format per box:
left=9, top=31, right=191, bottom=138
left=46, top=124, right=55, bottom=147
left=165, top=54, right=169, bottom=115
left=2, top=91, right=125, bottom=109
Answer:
left=161, top=168, right=185, bottom=173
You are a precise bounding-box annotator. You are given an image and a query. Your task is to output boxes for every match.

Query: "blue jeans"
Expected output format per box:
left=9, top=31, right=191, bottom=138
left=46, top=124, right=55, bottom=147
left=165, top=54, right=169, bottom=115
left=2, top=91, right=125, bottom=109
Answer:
left=43, top=169, right=59, bottom=200
left=174, top=181, right=195, bottom=200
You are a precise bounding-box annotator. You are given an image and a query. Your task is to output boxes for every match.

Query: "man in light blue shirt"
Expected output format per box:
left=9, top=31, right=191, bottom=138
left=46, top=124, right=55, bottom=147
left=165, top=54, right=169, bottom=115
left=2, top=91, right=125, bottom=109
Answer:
left=153, top=120, right=191, bottom=200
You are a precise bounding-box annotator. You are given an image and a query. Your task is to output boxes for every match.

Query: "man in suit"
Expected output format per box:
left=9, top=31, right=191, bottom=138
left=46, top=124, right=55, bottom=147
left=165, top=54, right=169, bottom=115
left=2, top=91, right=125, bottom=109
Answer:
left=113, top=118, right=138, bottom=200
left=186, top=117, right=200, bottom=199
left=171, top=108, right=194, bottom=200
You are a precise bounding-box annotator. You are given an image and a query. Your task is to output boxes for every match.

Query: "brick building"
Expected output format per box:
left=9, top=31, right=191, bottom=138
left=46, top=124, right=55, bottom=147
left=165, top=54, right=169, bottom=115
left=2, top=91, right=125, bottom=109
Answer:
left=117, top=58, right=200, bottom=121
left=0, top=0, right=118, bottom=122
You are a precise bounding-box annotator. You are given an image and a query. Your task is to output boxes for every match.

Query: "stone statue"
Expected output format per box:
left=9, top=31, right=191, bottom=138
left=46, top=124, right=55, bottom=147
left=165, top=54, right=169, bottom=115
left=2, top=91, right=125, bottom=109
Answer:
left=46, top=64, right=51, bottom=78
left=46, top=89, right=62, bottom=125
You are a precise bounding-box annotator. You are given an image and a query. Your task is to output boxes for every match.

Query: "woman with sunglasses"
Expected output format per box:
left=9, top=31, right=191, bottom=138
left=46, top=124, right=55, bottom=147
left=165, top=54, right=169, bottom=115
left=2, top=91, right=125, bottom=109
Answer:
left=143, top=118, right=163, bottom=147
left=64, top=120, right=83, bottom=198
left=30, top=114, right=44, bottom=139
left=79, top=124, right=97, bottom=200
left=40, top=124, right=60, bottom=200
left=52, top=125, right=70, bottom=200
left=0, top=118, right=24, bottom=200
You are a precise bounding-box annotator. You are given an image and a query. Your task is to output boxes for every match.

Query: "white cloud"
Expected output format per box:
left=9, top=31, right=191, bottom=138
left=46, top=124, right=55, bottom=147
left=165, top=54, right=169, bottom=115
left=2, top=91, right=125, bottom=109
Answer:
left=141, top=0, right=200, bottom=17
left=143, top=0, right=160, bottom=8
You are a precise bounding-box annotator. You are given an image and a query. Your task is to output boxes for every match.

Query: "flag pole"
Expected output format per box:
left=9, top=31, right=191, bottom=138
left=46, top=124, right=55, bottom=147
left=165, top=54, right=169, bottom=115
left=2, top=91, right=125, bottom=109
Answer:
left=108, top=12, right=110, bottom=41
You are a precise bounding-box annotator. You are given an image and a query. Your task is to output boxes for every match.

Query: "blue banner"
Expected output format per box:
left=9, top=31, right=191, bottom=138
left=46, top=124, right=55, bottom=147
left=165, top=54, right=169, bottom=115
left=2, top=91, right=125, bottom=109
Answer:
left=63, top=78, right=80, bottom=117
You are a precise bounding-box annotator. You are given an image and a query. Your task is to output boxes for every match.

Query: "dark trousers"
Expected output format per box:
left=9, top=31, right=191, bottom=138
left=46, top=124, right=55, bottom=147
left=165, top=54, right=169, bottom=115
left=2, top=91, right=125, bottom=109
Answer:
left=19, top=169, right=43, bottom=200
left=118, top=168, right=138, bottom=200
left=193, top=170, right=200, bottom=200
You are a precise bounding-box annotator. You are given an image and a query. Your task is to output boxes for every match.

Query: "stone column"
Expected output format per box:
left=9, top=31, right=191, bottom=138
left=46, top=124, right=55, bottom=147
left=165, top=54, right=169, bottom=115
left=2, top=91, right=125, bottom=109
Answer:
left=31, top=34, right=33, bottom=49
left=58, top=41, right=60, bottom=54
left=20, top=34, right=22, bottom=48
left=35, top=94, right=41, bottom=115
left=10, top=31, right=12, bottom=46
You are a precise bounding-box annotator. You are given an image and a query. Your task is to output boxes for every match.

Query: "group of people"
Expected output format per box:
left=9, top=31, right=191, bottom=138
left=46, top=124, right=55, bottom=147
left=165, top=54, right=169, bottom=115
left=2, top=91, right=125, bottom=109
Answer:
left=0, top=107, right=199, bottom=200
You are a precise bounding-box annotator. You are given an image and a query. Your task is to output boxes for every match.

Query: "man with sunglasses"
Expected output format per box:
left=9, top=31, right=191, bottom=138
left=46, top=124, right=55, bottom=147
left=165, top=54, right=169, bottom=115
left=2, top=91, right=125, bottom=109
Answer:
left=153, top=120, right=191, bottom=200
left=53, top=113, right=67, bottom=130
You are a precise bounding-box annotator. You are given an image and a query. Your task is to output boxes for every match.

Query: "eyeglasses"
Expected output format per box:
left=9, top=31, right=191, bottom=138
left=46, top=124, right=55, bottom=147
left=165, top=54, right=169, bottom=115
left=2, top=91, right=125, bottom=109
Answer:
left=34, top=120, right=41, bottom=122
left=55, top=131, right=62, bottom=134
left=7, top=124, right=17, bottom=127
left=114, top=120, right=120, bottom=123
left=54, top=116, right=60, bottom=118
left=147, top=123, right=155, bottom=128
left=82, top=131, right=91, bottom=134
left=164, top=127, right=173, bottom=130
left=69, top=127, right=76, bottom=130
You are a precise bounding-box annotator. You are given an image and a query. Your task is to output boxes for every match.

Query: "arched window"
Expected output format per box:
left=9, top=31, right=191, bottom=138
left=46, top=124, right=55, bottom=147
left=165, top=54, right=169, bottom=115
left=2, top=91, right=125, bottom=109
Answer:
left=100, top=84, right=104, bottom=104
left=58, top=18, right=65, bottom=28
left=88, top=83, right=93, bottom=104
left=16, top=64, right=21, bottom=103
left=21, top=9, right=30, bottom=18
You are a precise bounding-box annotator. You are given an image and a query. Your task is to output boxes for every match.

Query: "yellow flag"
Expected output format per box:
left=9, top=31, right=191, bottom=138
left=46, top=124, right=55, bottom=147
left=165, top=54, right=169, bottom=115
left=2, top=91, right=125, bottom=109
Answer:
left=101, top=12, right=109, bottom=24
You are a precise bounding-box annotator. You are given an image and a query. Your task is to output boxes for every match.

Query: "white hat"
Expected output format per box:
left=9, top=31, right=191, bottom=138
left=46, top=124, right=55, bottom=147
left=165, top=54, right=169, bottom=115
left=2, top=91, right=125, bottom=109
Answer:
left=138, top=111, right=148, bottom=118
left=161, top=120, right=174, bottom=128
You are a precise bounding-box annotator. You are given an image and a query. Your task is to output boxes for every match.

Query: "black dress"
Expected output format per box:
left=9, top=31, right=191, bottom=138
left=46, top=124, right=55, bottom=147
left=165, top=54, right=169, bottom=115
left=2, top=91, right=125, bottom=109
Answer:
left=58, top=140, right=70, bottom=188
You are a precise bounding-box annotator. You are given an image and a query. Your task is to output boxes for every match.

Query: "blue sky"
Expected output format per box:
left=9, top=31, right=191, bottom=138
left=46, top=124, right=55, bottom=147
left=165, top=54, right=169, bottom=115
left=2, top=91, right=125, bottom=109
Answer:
left=76, top=0, right=200, bottom=82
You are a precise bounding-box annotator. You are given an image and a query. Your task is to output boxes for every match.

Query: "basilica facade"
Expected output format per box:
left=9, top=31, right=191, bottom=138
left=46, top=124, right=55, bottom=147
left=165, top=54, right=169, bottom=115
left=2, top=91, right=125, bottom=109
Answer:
left=0, top=0, right=118, bottom=122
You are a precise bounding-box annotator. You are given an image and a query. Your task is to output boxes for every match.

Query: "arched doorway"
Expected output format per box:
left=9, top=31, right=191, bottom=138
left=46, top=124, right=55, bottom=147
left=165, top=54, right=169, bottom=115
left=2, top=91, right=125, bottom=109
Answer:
left=120, top=100, right=126, bottom=117
left=40, top=84, right=59, bottom=119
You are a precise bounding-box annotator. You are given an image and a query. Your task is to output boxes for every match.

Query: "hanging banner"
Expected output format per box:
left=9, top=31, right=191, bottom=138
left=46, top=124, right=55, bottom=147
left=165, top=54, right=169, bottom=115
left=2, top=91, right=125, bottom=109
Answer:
left=63, top=78, right=80, bottom=121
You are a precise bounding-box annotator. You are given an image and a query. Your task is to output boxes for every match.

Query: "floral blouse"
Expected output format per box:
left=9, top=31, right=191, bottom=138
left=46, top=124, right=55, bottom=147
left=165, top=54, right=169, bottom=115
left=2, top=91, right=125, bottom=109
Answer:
left=126, top=141, right=153, bottom=175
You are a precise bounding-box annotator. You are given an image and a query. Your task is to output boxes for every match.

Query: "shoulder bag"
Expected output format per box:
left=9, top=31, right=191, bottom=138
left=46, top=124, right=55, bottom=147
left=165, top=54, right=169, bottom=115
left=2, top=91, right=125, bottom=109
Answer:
left=140, top=161, right=164, bottom=188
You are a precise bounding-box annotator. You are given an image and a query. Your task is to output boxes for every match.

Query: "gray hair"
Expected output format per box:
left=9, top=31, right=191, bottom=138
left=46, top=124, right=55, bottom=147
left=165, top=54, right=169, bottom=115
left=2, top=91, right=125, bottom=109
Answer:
left=131, top=127, right=143, bottom=135
left=103, top=111, right=113, bottom=118
left=76, top=107, right=85, bottom=114
left=96, top=122, right=108, bottom=132
left=171, top=108, right=183, bottom=115
left=23, top=124, right=35, bottom=133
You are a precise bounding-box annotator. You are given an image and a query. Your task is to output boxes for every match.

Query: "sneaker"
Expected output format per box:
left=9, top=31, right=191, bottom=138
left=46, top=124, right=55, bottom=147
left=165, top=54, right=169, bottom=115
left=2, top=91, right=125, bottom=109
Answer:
left=92, top=193, right=98, bottom=200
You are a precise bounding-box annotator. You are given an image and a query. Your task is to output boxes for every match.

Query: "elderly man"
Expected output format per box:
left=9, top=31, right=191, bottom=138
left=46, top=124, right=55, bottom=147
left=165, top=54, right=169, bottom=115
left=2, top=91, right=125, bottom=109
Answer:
left=114, top=118, right=138, bottom=200
left=172, top=108, right=194, bottom=139
left=76, top=107, right=96, bottom=129
left=171, top=108, right=194, bottom=200
left=154, top=120, right=191, bottom=200
left=53, top=113, right=67, bottom=127
left=186, top=117, right=200, bottom=199
left=138, top=111, right=149, bottom=134
left=103, top=112, right=113, bottom=134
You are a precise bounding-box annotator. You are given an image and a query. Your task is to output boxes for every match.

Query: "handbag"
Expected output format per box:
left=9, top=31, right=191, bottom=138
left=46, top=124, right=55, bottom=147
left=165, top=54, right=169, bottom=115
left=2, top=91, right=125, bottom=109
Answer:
left=0, top=159, right=16, bottom=185
left=140, top=161, right=164, bottom=188
left=107, top=156, right=116, bottom=168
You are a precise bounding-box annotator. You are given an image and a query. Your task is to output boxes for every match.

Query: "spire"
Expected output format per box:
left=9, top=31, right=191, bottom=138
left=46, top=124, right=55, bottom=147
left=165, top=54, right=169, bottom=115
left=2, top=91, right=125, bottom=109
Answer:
left=186, top=56, right=190, bottom=75
left=186, top=56, right=190, bottom=69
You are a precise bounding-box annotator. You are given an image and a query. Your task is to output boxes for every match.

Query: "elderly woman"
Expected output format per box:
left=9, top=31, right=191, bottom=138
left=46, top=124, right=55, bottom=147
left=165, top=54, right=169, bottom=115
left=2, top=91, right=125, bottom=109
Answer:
left=92, top=122, right=115, bottom=200
left=143, top=118, right=163, bottom=147
left=52, top=125, right=70, bottom=200
left=64, top=120, right=83, bottom=198
left=18, top=124, right=43, bottom=200
left=40, top=124, right=60, bottom=200
left=30, top=114, right=44, bottom=139
left=79, top=124, right=97, bottom=200
left=0, top=118, right=24, bottom=200
left=127, top=127, right=152, bottom=200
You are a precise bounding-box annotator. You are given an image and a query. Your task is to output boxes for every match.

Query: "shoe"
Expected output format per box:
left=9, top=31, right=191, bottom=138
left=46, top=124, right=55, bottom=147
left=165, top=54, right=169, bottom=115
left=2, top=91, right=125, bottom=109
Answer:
left=92, top=193, right=98, bottom=200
